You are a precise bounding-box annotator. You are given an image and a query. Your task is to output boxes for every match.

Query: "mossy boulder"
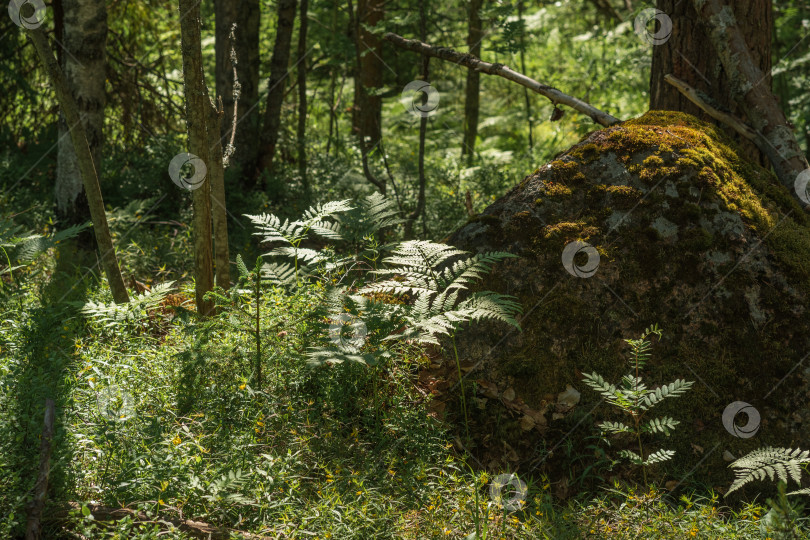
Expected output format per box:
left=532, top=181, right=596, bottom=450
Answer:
left=447, top=111, right=810, bottom=491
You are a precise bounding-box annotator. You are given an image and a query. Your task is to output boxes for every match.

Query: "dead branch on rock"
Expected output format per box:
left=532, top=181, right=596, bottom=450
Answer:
left=664, top=74, right=758, bottom=142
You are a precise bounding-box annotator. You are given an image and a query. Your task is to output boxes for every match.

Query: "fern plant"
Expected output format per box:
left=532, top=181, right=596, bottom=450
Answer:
left=245, top=194, right=403, bottom=288
left=582, top=324, right=693, bottom=486
left=360, top=240, right=522, bottom=443
left=80, top=282, right=175, bottom=333
left=0, top=217, right=90, bottom=293
left=726, top=447, right=810, bottom=497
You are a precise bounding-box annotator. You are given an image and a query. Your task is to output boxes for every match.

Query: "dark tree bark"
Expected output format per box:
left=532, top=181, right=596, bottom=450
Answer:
left=55, top=0, right=106, bottom=246
left=178, top=0, right=215, bottom=315
left=296, top=0, right=310, bottom=201
left=461, top=0, right=483, bottom=160
left=352, top=0, right=384, bottom=152
left=649, top=0, right=772, bottom=164
left=257, top=0, right=297, bottom=181
left=214, top=0, right=260, bottom=186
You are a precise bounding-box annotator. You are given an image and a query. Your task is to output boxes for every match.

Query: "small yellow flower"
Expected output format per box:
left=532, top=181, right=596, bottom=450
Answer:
left=239, top=383, right=246, bottom=390
left=172, top=435, right=181, bottom=445
left=356, top=490, right=362, bottom=495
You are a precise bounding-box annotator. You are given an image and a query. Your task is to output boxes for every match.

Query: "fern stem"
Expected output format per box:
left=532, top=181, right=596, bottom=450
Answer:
left=255, top=269, right=262, bottom=388
left=451, top=333, right=471, bottom=446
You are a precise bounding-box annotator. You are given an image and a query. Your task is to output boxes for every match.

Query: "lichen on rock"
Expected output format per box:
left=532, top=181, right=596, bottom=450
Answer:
left=447, top=111, right=810, bottom=486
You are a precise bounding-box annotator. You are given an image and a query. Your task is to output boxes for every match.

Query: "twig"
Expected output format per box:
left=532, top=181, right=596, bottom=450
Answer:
left=383, top=33, right=621, bottom=127
left=25, top=398, right=55, bottom=540
left=664, top=74, right=758, bottom=141
left=50, top=503, right=274, bottom=539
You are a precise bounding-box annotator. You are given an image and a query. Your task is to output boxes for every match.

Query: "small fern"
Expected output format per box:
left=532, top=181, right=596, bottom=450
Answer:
left=1, top=218, right=90, bottom=289
left=582, top=324, right=693, bottom=486
left=80, top=282, right=175, bottom=330
left=360, top=240, right=521, bottom=444
left=361, top=241, right=521, bottom=345
left=727, top=447, right=810, bottom=497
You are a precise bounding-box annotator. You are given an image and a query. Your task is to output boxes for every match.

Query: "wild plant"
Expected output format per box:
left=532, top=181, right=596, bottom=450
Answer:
left=582, top=324, right=693, bottom=486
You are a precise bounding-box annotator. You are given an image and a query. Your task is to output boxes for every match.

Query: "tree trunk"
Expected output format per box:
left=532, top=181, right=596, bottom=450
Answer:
left=178, top=0, right=215, bottom=315
left=461, top=0, right=483, bottom=160
left=296, top=0, right=310, bottom=201
left=518, top=0, right=533, bottom=151
left=207, top=97, right=231, bottom=290
left=55, top=0, right=106, bottom=245
left=256, top=0, right=297, bottom=181
left=214, top=0, right=260, bottom=186
left=406, top=0, right=429, bottom=237
left=649, top=0, right=771, bottom=165
left=352, top=0, right=384, bottom=152
left=691, top=0, right=809, bottom=194
left=26, top=26, right=129, bottom=304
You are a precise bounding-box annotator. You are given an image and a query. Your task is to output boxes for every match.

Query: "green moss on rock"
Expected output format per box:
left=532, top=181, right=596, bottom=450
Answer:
left=448, top=110, right=810, bottom=486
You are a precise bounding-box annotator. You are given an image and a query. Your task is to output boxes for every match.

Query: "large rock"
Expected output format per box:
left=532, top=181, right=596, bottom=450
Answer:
left=447, top=111, right=810, bottom=489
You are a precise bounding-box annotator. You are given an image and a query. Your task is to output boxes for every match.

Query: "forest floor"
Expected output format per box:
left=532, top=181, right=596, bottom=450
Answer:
left=1, top=248, right=806, bottom=539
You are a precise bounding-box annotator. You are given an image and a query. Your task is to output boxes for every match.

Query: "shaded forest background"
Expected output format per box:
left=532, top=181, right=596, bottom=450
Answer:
left=2, top=0, right=805, bottom=270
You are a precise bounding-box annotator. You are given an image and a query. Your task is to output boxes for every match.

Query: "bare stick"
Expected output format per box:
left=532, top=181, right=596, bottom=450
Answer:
left=223, top=23, right=239, bottom=168
left=664, top=74, right=758, bottom=141
left=384, top=33, right=621, bottom=127
left=26, top=29, right=129, bottom=304
left=25, top=399, right=55, bottom=540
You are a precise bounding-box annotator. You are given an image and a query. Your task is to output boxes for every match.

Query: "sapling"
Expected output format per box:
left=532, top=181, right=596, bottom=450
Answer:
left=582, top=324, right=693, bottom=486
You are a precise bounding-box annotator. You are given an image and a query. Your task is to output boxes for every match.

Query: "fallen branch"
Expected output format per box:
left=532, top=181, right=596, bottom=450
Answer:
left=383, top=32, right=621, bottom=127
left=51, top=503, right=274, bottom=539
left=25, top=398, right=55, bottom=540
left=691, top=0, right=809, bottom=195
left=664, top=74, right=758, bottom=141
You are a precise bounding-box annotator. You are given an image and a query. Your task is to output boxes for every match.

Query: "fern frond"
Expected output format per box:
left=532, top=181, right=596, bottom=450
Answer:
left=436, top=251, right=517, bottom=291
left=582, top=372, right=618, bottom=400
left=598, top=421, right=632, bottom=435
left=265, top=246, right=325, bottom=265
left=383, top=240, right=469, bottom=270
left=639, top=379, right=694, bottom=410
left=618, top=450, right=643, bottom=465
left=236, top=254, right=250, bottom=281
left=244, top=213, right=303, bottom=244
left=727, top=447, right=810, bottom=496
left=641, top=416, right=680, bottom=436
left=306, top=347, right=378, bottom=367
left=260, top=262, right=298, bottom=286
left=643, top=449, right=675, bottom=465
